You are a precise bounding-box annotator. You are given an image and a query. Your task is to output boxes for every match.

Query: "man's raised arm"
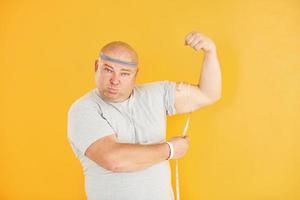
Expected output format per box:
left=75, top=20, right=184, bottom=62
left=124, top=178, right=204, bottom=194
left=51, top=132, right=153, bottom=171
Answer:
left=174, top=31, right=222, bottom=114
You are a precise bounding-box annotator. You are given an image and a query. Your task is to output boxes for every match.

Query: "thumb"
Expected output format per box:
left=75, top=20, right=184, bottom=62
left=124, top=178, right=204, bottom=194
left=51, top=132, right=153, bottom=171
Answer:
left=183, top=135, right=190, bottom=142
left=184, top=39, right=188, bottom=45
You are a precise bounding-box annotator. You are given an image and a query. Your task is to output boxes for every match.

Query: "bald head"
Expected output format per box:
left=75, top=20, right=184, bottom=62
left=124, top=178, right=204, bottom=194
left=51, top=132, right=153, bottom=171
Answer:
left=95, top=41, right=139, bottom=103
left=100, top=41, right=139, bottom=65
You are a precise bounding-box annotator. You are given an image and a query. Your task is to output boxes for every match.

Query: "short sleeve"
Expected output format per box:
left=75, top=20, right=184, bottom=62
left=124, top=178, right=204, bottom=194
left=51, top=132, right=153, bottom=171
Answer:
left=67, top=101, right=115, bottom=155
left=162, top=81, right=177, bottom=116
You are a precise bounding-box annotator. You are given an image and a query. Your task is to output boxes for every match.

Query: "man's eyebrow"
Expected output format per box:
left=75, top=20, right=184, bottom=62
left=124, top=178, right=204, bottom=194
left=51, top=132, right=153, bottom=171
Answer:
left=120, top=68, right=132, bottom=72
left=103, top=63, right=113, bottom=68
left=103, top=63, right=132, bottom=72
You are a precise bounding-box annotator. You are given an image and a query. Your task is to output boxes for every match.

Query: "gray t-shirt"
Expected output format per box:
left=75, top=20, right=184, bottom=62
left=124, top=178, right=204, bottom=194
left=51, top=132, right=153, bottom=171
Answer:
left=67, top=80, right=177, bottom=200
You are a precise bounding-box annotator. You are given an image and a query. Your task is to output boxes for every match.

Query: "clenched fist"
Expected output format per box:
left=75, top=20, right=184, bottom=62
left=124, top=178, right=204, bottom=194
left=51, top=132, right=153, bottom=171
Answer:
left=167, top=135, right=190, bottom=159
left=184, top=31, right=216, bottom=53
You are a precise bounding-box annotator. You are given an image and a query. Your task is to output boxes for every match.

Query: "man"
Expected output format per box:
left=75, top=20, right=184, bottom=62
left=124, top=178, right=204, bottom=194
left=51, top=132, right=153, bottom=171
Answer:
left=67, top=31, right=222, bottom=200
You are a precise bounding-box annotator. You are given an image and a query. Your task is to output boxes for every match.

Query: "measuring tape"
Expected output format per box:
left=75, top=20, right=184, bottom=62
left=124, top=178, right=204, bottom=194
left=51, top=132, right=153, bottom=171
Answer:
left=174, top=83, right=192, bottom=200
left=175, top=114, right=190, bottom=200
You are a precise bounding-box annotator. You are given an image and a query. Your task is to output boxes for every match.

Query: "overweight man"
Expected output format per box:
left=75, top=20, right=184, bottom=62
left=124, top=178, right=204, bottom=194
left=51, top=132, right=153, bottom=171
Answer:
left=67, top=31, right=222, bottom=200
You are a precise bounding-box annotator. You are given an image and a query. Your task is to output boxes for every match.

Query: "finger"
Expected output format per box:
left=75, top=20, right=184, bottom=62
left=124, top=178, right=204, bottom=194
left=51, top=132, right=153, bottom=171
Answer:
left=190, top=37, right=202, bottom=48
left=185, top=32, right=196, bottom=45
left=194, top=41, right=204, bottom=51
left=189, top=34, right=204, bottom=47
left=186, top=36, right=196, bottom=46
left=189, top=33, right=199, bottom=44
left=184, top=31, right=196, bottom=41
left=185, top=36, right=193, bottom=45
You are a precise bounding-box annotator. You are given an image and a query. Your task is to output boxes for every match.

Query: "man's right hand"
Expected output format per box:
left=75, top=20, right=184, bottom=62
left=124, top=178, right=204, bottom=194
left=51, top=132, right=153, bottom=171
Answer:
left=168, top=135, right=190, bottom=159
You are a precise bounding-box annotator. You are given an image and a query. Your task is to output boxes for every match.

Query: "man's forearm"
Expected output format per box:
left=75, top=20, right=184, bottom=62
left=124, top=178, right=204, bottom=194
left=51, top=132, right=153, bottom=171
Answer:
left=198, top=49, right=222, bottom=101
left=108, top=142, right=169, bottom=172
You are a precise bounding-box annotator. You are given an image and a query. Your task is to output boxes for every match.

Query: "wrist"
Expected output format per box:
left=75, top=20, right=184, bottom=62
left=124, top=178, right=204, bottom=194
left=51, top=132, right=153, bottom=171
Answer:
left=205, top=47, right=217, bottom=56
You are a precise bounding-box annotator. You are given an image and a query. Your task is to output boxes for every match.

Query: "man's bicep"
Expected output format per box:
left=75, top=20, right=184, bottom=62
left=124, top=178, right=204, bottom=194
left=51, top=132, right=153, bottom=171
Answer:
left=174, top=82, right=213, bottom=114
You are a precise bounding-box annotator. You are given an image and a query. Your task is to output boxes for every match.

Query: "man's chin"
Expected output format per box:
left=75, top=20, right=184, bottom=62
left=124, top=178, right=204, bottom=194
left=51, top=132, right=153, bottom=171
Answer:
left=104, top=92, right=121, bottom=102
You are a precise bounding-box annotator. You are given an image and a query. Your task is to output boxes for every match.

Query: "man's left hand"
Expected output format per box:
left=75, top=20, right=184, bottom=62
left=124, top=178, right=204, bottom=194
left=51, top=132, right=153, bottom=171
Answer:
left=184, top=31, right=216, bottom=53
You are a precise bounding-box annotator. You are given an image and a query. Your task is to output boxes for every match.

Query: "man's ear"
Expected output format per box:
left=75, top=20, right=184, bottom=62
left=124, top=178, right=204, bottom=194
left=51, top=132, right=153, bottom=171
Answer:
left=95, top=59, right=99, bottom=72
left=135, top=68, right=139, bottom=77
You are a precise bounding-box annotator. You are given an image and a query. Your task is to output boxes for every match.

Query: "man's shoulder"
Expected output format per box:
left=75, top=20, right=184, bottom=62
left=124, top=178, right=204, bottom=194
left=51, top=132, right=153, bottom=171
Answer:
left=68, top=89, right=99, bottom=115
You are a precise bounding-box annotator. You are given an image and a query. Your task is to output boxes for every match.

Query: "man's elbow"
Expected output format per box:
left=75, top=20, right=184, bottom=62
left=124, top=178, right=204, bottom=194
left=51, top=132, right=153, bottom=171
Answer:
left=97, top=155, right=122, bottom=172
left=102, top=155, right=132, bottom=173
left=107, top=161, right=127, bottom=172
left=211, top=95, right=222, bottom=103
left=206, top=94, right=222, bottom=105
left=208, top=89, right=222, bottom=103
left=105, top=160, right=122, bottom=172
left=106, top=158, right=144, bottom=173
left=86, top=150, right=124, bottom=172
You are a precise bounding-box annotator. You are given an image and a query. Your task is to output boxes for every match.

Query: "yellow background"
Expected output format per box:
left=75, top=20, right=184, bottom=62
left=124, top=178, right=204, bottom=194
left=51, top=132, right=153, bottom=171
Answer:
left=1, top=0, right=299, bottom=199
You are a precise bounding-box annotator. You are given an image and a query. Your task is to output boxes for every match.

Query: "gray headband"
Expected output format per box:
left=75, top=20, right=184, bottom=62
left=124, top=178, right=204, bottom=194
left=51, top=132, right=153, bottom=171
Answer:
left=99, top=52, right=138, bottom=67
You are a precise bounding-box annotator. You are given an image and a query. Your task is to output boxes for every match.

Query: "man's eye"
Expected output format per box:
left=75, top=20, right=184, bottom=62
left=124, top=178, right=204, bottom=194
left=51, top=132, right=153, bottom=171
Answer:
left=104, top=68, right=113, bottom=73
left=121, top=73, right=130, bottom=76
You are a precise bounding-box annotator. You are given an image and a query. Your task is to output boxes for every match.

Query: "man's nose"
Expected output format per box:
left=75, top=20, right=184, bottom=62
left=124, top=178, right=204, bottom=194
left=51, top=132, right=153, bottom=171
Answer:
left=110, top=73, right=120, bottom=85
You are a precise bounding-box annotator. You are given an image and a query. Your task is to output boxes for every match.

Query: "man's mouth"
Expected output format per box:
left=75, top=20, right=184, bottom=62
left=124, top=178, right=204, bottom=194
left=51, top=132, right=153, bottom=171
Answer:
left=108, top=87, right=118, bottom=94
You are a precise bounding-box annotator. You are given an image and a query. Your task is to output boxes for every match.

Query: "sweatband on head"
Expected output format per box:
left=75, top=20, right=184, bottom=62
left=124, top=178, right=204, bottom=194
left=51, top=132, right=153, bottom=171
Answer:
left=99, top=52, right=138, bottom=67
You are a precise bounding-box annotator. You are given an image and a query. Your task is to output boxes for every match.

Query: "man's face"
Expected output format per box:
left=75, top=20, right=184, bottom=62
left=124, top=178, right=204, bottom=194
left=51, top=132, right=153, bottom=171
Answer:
left=95, top=58, right=138, bottom=102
